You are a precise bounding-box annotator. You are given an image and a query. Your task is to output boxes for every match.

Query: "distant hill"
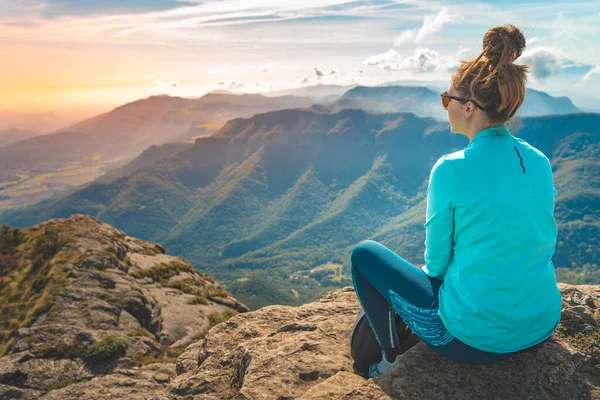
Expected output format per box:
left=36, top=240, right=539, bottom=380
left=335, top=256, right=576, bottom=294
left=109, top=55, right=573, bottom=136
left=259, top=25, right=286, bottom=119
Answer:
left=261, top=83, right=358, bottom=100
left=0, top=93, right=320, bottom=211
left=46, top=141, right=194, bottom=202
left=330, top=85, right=445, bottom=120
left=324, top=85, right=582, bottom=120
left=2, top=109, right=597, bottom=309
left=3, top=92, right=319, bottom=178
left=58, top=93, right=319, bottom=156
left=0, top=128, right=38, bottom=148
left=0, top=131, right=103, bottom=182
left=264, top=82, right=583, bottom=120
left=519, top=88, right=581, bottom=116
left=0, top=110, right=78, bottom=133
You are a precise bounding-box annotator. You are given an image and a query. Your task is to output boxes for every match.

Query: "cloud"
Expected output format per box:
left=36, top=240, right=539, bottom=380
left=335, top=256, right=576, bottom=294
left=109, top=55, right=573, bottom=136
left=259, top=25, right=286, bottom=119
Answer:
left=552, top=13, right=579, bottom=41
left=313, top=66, right=337, bottom=79
left=258, top=62, right=273, bottom=72
left=393, top=30, right=417, bottom=46
left=300, top=76, right=310, bottom=84
left=228, top=79, right=245, bottom=89
left=148, top=79, right=180, bottom=94
left=581, top=65, right=600, bottom=82
left=363, top=49, right=401, bottom=67
left=214, top=78, right=245, bottom=89
left=151, top=79, right=179, bottom=87
left=0, top=0, right=47, bottom=18
left=528, top=37, right=543, bottom=46
left=393, top=8, right=461, bottom=46
left=363, top=47, right=461, bottom=74
left=207, top=66, right=229, bottom=75
left=518, top=48, right=562, bottom=79
left=344, top=68, right=364, bottom=83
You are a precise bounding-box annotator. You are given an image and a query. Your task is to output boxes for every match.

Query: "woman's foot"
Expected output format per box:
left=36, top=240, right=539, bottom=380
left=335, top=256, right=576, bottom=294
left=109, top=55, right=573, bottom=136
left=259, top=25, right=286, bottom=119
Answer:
left=368, top=349, right=402, bottom=378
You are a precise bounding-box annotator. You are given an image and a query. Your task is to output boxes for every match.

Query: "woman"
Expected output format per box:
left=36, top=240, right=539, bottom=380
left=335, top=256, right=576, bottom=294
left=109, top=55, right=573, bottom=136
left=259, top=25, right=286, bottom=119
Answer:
left=351, top=24, right=562, bottom=378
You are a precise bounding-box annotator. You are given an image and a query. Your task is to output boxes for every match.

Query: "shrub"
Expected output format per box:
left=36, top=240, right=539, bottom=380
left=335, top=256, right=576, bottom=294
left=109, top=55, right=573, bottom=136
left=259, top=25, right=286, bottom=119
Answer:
left=207, top=309, right=237, bottom=328
left=207, top=287, right=231, bottom=298
left=188, top=295, right=209, bottom=305
left=0, top=224, right=24, bottom=255
left=130, top=261, right=195, bottom=282
left=84, top=335, right=129, bottom=362
left=32, top=227, right=68, bottom=262
left=124, top=344, right=186, bottom=367
left=162, top=278, right=203, bottom=294
left=126, top=329, right=155, bottom=339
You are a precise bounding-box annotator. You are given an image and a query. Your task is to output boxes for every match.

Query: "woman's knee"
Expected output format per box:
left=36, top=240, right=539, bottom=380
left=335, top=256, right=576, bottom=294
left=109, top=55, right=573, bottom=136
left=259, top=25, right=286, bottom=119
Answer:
left=350, top=240, right=381, bottom=269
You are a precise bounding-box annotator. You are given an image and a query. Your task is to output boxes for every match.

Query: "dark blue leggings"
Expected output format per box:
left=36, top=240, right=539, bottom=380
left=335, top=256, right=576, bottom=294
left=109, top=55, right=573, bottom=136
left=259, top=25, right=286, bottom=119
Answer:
left=351, top=239, right=513, bottom=364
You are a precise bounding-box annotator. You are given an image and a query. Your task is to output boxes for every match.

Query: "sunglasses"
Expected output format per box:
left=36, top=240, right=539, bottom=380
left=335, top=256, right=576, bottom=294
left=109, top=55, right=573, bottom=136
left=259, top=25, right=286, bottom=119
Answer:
left=441, top=91, right=485, bottom=111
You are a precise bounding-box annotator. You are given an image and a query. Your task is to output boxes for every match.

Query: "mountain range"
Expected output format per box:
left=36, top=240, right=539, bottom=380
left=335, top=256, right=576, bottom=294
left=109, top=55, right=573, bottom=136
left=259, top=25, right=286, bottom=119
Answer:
left=1, top=106, right=597, bottom=309
left=0, top=85, right=583, bottom=211
left=0, top=93, right=321, bottom=211
left=327, top=86, right=581, bottom=121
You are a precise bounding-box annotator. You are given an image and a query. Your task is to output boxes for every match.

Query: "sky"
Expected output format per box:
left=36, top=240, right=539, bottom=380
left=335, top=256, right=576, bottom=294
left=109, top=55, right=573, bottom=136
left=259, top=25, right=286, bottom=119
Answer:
left=1, top=0, right=599, bottom=120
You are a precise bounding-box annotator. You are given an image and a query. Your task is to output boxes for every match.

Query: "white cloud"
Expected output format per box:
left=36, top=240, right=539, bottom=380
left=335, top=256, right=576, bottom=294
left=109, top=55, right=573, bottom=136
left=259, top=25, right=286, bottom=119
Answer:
left=363, top=47, right=462, bottom=74
left=528, top=37, right=543, bottom=46
left=363, top=49, right=402, bottom=67
left=581, top=65, right=600, bottom=82
left=393, top=29, right=417, bottom=46
left=552, top=13, right=579, bottom=41
left=393, top=8, right=462, bottom=46
left=518, top=48, right=562, bottom=79
left=258, top=62, right=273, bottom=72
left=343, top=68, right=365, bottom=83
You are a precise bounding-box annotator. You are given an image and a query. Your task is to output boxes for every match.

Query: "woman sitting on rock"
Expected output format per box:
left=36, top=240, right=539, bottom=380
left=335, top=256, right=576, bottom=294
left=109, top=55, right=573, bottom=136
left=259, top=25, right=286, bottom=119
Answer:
left=351, top=23, right=562, bottom=378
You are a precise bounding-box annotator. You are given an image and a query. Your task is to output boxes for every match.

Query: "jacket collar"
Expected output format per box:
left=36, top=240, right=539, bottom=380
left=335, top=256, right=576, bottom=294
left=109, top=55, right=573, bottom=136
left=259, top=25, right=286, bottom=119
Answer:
left=467, top=124, right=510, bottom=146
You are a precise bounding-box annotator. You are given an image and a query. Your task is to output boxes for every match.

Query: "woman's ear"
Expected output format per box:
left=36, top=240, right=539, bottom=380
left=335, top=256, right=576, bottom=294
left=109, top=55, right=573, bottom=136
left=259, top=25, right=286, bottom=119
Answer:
left=465, top=102, right=477, bottom=118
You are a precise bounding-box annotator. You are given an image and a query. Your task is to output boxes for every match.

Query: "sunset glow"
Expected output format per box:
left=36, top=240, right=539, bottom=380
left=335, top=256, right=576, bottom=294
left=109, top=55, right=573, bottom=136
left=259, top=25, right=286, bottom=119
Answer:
left=1, top=0, right=598, bottom=118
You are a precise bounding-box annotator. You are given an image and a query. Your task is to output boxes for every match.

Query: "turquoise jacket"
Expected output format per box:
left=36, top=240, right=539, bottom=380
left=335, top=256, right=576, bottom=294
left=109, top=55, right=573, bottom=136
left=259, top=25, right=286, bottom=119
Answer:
left=422, top=124, right=562, bottom=353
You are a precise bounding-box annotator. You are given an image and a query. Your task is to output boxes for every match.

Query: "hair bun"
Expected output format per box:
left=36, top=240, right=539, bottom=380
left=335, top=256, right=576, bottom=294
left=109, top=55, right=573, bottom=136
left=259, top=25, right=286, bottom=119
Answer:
left=482, top=24, right=526, bottom=65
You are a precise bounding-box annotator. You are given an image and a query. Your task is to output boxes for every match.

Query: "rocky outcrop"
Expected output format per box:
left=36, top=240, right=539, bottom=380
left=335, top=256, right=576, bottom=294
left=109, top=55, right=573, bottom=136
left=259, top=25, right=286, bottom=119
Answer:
left=1, top=214, right=599, bottom=399
left=0, top=214, right=248, bottom=399
left=167, top=284, right=600, bottom=400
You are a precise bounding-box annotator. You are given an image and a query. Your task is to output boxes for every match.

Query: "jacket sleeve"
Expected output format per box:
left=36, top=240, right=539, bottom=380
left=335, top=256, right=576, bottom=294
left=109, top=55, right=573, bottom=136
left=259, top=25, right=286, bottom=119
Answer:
left=422, top=156, right=456, bottom=280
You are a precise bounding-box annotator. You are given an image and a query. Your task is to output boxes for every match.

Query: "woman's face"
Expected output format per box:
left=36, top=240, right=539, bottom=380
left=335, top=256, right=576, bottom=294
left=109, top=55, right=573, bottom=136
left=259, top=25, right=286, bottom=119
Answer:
left=445, top=84, right=466, bottom=134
